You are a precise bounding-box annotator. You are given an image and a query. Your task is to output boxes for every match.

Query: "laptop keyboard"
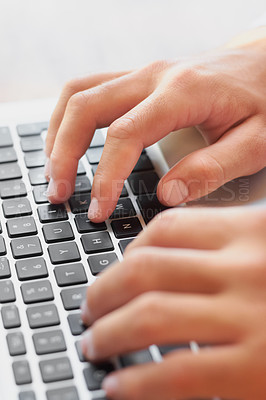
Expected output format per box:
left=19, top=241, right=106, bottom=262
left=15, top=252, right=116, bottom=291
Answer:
left=0, top=122, right=174, bottom=400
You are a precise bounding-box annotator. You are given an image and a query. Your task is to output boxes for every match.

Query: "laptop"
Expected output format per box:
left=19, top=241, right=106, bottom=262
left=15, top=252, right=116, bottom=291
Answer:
left=0, top=98, right=265, bottom=400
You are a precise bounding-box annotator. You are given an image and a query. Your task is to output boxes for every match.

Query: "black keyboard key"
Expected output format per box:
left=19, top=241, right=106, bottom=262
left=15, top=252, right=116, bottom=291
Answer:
left=111, top=217, right=142, bottom=239
left=0, top=127, right=13, bottom=147
left=38, top=204, right=68, bottom=223
left=120, top=349, right=153, bottom=367
left=109, top=198, right=136, bottom=219
left=0, top=257, right=11, bottom=278
left=88, top=253, right=118, bottom=276
left=54, top=263, right=87, bottom=287
left=7, top=216, right=37, bottom=238
left=0, top=236, right=6, bottom=255
left=21, top=280, right=54, bottom=304
left=75, top=340, right=85, bottom=361
left=118, top=238, right=134, bottom=254
left=13, top=360, right=32, bottom=385
left=137, top=193, right=169, bottom=224
left=1, top=304, right=21, bottom=328
left=17, top=121, right=48, bottom=137
left=68, top=313, right=86, bottom=336
left=19, top=391, right=36, bottom=400
left=3, top=198, right=32, bottom=218
left=0, top=147, right=17, bottom=163
left=28, top=167, right=47, bottom=185
left=61, top=286, right=87, bottom=310
left=0, top=162, right=22, bottom=181
left=158, top=344, right=190, bottom=356
left=90, top=129, right=105, bottom=147
left=33, top=184, right=49, bottom=203
left=27, top=304, right=60, bottom=329
left=16, top=257, right=48, bottom=281
left=83, top=362, right=114, bottom=391
left=74, top=176, right=91, bottom=194
left=120, top=184, right=129, bottom=197
left=133, top=153, right=153, bottom=172
left=0, top=280, right=16, bottom=303
left=0, top=179, right=27, bottom=199
left=40, top=357, right=73, bottom=383
left=75, top=214, right=106, bottom=233
left=11, top=237, right=42, bottom=259
left=21, top=136, right=44, bottom=152
left=43, top=221, right=74, bottom=243
left=69, top=193, right=91, bottom=214
left=46, top=386, right=79, bottom=400
left=81, top=232, right=114, bottom=254
left=7, top=332, right=26, bottom=356
left=24, top=150, right=46, bottom=168
left=86, top=146, right=103, bottom=164
left=77, top=161, right=86, bottom=175
left=93, top=398, right=108, bottom=400
left=33, top=330, right=66, bottom=355
left=128, top=171, right=159, bottom=195
left=48, top=242, right=81, bottom=264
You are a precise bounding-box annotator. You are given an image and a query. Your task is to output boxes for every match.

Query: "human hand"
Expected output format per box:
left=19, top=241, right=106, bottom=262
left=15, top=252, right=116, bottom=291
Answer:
left=45, top=29, right=266, bottom=222
left=81, top=206, right=266, bottom=400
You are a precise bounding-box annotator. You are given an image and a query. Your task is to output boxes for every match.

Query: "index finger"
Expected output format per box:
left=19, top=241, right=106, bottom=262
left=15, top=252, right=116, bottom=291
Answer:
left=88, top=89, right=179, bottom=222
left=45, top=71, right=131, bottom=158
left=46, top=70, right=154, bottom=203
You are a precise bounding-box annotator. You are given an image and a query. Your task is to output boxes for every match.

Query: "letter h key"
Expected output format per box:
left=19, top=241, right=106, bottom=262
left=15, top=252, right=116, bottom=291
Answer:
left=81, top=232, right=114, bottom=254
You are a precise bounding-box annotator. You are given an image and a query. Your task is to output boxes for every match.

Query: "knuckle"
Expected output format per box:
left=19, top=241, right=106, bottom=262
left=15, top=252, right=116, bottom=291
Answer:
left=143, top=59, right=173, bottom=75
left=169, top=65, right=199, bottom=87
left=146, top=211, right=173, bottom=240
left=62, top=78, right=81, bottom=96
left=189, top=152, right=225, bottom=193
left=166, top=64, right=210, bottom=93
left=122, top=250, right=153, bottom=291
left=108, top=115, right=138, bottom=142
left=122, top=253, right=143, bottom=291
left=134, top=292, right=163, bottom=337
left=49, top=151, right=58, bottom=165
left=67, top=91, right=88, bottom=110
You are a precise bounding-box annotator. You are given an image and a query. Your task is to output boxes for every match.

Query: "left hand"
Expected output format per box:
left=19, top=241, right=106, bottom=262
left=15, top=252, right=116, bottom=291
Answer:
left=81, top=206, right=266, bottom=400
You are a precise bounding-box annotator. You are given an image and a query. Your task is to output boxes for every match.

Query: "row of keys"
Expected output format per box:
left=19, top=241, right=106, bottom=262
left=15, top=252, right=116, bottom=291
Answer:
left=1, top=269, right=89, bottom=307
left=19, top=386, right=80, bottom=400
left=1, top=194, right=166, bottom=239
left=1, top=287, right=85, bottom=323
left=8, top=329, right=181, bottom=358
left=13, top=356, right=74, bottom=385
left=8, top=233, right=116, bottom=261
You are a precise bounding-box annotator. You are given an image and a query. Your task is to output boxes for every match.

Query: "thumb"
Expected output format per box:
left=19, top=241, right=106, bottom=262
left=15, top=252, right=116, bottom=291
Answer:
left=157, top=118, right=265, bottom=206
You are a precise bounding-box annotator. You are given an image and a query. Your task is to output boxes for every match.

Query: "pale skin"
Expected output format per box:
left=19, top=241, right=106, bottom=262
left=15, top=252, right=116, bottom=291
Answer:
left=81, top=206, right=266, bottom=400
left=45, top=27, right=266, bottom=399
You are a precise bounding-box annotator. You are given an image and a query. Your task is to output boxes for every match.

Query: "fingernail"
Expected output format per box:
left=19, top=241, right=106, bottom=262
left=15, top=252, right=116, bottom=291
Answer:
left=88, top=197, right=100, bottom=220
left=46, top=177, right=56, bottom=198
left=44, top=158, right=51, bottom=181
left=161, top=179, right=188, bottom=206
left=80, top=300, right=92, bottom=325
left=81, top=329, right=96, bottom=360
left=102, top=375, right=119, bottom=396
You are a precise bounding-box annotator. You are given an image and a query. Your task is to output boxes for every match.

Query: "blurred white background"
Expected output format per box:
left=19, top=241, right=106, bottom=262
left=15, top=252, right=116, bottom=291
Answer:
left=0, top=0, right=265, bottom=102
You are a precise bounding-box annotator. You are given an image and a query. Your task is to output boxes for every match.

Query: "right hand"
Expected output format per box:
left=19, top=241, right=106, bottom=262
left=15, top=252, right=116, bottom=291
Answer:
left=45, top=28, right=266, bottom=222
